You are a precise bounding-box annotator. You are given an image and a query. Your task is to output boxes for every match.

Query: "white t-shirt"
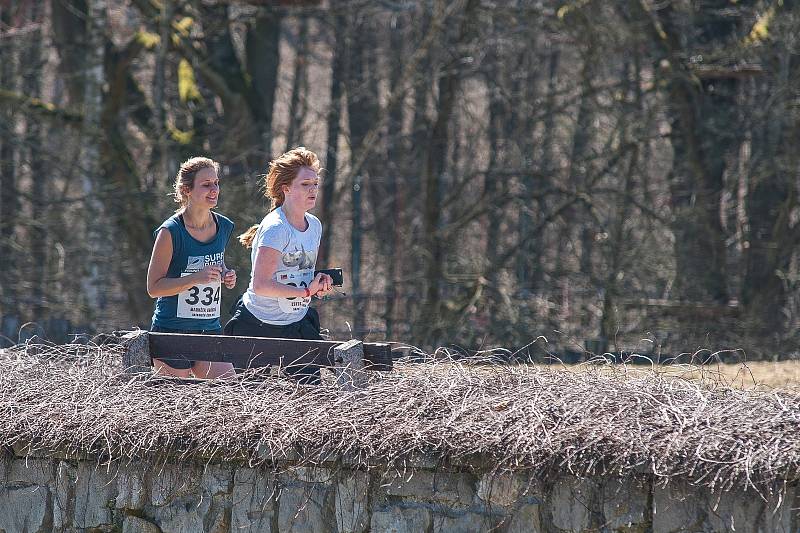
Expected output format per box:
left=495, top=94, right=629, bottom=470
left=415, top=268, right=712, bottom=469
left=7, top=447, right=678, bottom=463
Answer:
left=242, top=207, right=323, bottom=325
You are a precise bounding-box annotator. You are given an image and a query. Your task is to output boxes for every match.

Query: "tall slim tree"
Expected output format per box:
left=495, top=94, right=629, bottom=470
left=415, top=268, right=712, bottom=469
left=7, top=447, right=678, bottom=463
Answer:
left=79, top=0, right=110, bottom=327
left=319, top=4, right=347, bottom=267
left=23, top=0, right=47, bottom=320
left=418, top=0, right=480, bottom=347
left=645, top=1, right=746, bottom=305
left=740, top=6, right=800, bottom=349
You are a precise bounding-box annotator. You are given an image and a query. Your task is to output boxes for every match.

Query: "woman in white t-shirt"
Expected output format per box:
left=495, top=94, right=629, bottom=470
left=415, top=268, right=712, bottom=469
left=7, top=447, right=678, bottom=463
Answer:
left=224, top=147, right=333, bottom=384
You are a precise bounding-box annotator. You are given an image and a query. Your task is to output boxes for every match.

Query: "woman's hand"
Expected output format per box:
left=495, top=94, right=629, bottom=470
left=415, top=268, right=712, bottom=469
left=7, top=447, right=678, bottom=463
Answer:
left=192, top=265, right=222, bottom=285
left=223, top=268, right=237, bottom=289
left=308, top=272, right=333, bottom=298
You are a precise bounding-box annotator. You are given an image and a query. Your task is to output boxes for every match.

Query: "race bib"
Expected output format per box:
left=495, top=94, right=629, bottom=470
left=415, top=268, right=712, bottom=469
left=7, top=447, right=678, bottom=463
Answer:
left=275, top=268, right=313, bottom=314
left=177, top=273, right=221, bottom=319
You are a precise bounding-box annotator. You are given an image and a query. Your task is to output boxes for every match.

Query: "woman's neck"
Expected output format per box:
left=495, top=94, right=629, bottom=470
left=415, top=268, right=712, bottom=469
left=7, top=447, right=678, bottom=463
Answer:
left=281, top=201, right=308, bottom=231
left=182, top=205, right=213, bottom=229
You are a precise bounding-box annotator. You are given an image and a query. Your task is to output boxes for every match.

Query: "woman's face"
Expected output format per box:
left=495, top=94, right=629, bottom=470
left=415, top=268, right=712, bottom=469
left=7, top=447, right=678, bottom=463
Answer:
left=283, top=166, right=320, bottom=210
left=186, top=167, right=219, bottom=209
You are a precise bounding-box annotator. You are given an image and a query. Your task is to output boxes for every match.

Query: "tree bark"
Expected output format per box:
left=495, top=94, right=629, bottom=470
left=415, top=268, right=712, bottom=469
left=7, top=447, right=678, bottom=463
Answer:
left=51, top=0, right=87, bottom=106
left=23, top=0, right=47, bottom=320
left=740, top=36, right=799, bottom=350
left=600, top=57, right=641, bottom=343
left=0, top=5, right=19, bottom=317
left=418, top=0, right=480, bottom=348
left=318, top=5, right=347, bottom=267
left=79, top=0, right=110, bottom=328
left=244, top=6, right=282, bottom=166
left=285, top=16, right=309, bottom=152
left=647, top=1, right=743, bottom=305
left=345, top=13, right=380, bottom=337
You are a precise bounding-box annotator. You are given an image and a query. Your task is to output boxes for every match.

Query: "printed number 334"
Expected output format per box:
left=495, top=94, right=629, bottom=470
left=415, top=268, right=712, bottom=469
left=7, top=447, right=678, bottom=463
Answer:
left=184, top=285, right=220, bottom=306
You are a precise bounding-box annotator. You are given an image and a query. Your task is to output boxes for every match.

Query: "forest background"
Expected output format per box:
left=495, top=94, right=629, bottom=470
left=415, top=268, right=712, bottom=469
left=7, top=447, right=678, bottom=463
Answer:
left=0, top=0, right=799, bottom=359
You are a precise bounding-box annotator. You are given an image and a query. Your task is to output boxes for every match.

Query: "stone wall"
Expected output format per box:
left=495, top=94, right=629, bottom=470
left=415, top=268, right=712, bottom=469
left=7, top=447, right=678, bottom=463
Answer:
left=0, top=452, right=797, bottom=533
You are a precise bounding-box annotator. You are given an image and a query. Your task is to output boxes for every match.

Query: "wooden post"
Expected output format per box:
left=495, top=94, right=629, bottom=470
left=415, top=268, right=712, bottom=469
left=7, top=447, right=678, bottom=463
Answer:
left=334, top=339, right=366, bottom=390
left=121, top=330, right=151, bottom=374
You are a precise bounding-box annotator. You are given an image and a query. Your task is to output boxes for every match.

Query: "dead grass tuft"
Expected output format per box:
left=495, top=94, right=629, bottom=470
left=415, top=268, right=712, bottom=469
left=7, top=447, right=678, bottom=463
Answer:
left=0, top=341, right=798, bottom=497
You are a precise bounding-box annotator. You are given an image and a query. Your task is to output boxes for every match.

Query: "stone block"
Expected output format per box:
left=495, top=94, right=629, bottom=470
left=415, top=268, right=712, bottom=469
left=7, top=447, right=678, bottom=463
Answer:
left=370, top=506, right=432, bottom=533
left=151, top=492, right=210, bottom=533
left=384, top=470, right=475, bottom=504
left=545, top=478, right=592, bottom=531
left=383, top=471, right=437, bottom=498
left=121, top=329, right=151, bottom=374
left=336, top=471, right=370, bottom=533
left=432, top=511, right=505, bottom=533
left=202, top=464, right=234, bottom=496
left=278, top=482, right=336, bottom=533
left=232, top=467, right=278, bottom=533
left=289, top=466, right=336, bottom=484
left=8, top=458, right=54, bottom=487
left=150, top=463, right=202, bottom=506
left=477, top=472, right=528, bottom=507
left=123, top=515, right=161, bottom=533
left=601, top=477, right=650, bottom=530
left=334, top=340, right=367, bottom=390
left=653, top=481, right=796, bottom=533
left=0, top=480, right=50, bottom=533
left=433, top=473, right=477, bottom=505
left=116, top=465, right=148, bottom=510
left=54, top=460, right=77, bottom=530
left=507, top=502, right=543, bottom=533
left=73, top=461, right=118, bottom=529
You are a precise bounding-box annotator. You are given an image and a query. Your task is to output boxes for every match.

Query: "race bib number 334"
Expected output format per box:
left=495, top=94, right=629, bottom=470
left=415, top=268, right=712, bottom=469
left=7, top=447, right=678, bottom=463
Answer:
left=177, top=273, right=221, bottom=319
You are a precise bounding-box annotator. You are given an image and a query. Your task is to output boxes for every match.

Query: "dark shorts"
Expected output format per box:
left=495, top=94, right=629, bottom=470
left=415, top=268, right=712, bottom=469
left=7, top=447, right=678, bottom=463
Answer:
left=224, top=299, right=322, bottom=384
left=150, top=325, right=222, bottom=370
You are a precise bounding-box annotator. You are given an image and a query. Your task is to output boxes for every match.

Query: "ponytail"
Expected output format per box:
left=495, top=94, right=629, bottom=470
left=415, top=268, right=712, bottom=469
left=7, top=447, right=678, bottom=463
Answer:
left=238, top=224, right=259, bottom=249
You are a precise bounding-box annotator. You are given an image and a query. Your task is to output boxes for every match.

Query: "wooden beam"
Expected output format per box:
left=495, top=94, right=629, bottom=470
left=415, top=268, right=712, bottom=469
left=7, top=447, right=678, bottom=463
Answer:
left=148, top=332, right=392, bottom=371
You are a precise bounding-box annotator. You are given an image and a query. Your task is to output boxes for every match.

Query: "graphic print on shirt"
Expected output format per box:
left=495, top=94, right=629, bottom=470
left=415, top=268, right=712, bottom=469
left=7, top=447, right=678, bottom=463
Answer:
left=274, top=244, right=316, bottom=313
left=177, top=251, right=224, bottom=319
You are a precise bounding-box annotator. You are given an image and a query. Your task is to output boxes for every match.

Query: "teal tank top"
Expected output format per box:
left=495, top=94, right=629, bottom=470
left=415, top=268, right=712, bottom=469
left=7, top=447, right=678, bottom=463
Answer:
left=151, top=212, right=234, bottom=330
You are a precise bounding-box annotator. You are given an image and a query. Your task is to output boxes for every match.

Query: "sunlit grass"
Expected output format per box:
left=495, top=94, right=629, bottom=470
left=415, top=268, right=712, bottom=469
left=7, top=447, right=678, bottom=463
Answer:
left=555, top=360, right=800, bottom=391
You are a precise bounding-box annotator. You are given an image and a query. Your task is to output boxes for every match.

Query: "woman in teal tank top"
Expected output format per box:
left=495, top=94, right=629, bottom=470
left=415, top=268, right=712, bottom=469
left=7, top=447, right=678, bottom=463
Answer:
left=146, top=157, right=237, bottom=378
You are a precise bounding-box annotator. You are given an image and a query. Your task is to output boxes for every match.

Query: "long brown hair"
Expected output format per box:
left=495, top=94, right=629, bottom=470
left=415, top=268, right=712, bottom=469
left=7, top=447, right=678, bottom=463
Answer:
left=173, top=156, right=220, bottom=212
left=239, top=147, right=321, bottom=248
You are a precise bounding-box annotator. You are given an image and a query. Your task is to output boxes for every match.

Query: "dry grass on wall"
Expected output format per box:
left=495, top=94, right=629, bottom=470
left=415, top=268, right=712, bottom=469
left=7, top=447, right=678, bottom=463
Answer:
left=0, top=341, right=798, bottom=500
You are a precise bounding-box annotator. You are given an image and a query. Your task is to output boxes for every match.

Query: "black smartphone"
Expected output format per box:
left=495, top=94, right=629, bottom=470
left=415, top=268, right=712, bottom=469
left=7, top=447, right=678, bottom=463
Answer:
left=314, top=268, right=344, bottom=286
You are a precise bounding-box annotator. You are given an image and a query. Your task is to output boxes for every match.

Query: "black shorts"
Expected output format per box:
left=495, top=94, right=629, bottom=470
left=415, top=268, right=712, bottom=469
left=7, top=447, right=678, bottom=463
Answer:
left=223, top=299, right=322, bottom=384
left=149, top=325, right=221, bottom=370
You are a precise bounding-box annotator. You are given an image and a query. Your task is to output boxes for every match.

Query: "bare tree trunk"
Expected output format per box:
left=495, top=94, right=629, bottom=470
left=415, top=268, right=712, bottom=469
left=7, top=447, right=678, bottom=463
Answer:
left=646, top=1, right=742, bottom=305
left=525, top=49, right=560, bottom=293
left=285, top=16, right=309, bottom=152
left=318, top=6, right=346, bottom=267
left=384, top=15, right=406, bottom=340
left=0, top=5, right=19, bottom=318
left=483, top=35, right=511, bottom=336
left=515, top=46, right=544, bottom=290
left=152, top=0, right=172, bottom=178
left=346, top=14, right=380, bottom=338
left=245, top=7, right=282, bottom=166
left=23, top=0, right=47, bottom=320
left=741, top=37, right=799, bottom=351
left=600, top=57, right=642, bottom=344
left=50, top=0, right=87, bottom=106
left=79, top=0, right=109, bottom=329
left=103, top=39, right=161, bottom=323
left=569, top=51, right=596, bottom=278
left=418, top=0, right=480, bottom=348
